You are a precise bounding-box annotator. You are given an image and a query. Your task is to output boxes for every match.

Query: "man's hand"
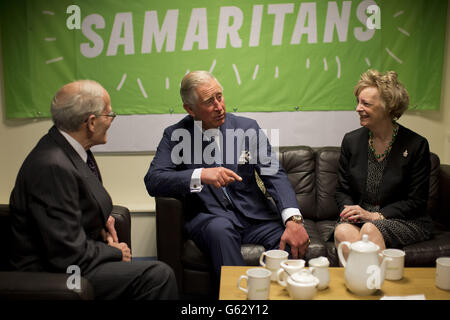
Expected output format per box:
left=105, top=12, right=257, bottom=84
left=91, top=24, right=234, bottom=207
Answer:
left=279, top=221, right=310, bottom=259
left=101, top=228, right=131, bottom=261
left=105, top=215, right=118, bottom=243
left=201, top=167, right=242, bottom=188
left=109, top=242, right=132, bottom=262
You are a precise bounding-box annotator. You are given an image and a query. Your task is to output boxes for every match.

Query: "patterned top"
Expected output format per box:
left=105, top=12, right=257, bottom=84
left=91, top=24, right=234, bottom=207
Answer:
left=360, top=147, right=387, bottom=212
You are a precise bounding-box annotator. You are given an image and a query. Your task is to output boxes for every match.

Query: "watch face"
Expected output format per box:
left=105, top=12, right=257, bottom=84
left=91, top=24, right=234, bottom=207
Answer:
left=290, top=216, right=303, bottom=223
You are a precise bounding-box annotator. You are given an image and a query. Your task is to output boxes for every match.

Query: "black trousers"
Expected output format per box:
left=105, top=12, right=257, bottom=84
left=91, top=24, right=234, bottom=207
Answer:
left=84, top=260, right=178, bottom=300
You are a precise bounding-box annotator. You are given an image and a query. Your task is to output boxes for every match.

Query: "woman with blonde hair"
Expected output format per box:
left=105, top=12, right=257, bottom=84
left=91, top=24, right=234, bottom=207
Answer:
left=334, top=70, right=433, bottom=259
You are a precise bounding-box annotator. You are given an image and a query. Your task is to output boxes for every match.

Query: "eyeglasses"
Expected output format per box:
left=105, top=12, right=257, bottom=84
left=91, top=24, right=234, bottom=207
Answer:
left=96, top=111, right=117, bottom=119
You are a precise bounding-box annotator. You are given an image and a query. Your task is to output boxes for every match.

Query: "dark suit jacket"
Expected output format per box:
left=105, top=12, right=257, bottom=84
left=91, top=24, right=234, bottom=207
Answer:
left=144, top=113, right=299, bottom=234
left=9, top=126, right=122, bottom=274
left=335, top=124, right=430, bottom=220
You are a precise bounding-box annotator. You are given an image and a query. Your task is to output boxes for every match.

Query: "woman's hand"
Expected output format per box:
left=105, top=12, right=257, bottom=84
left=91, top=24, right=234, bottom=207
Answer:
left=340, top=205, right=380, bottom=222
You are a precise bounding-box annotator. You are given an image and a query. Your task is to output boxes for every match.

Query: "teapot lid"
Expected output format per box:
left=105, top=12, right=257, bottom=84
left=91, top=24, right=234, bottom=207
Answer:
left=290, top=269, right=318, bottom=284
left=351, top=234, right=379, bottom=252
left=309, top=256, right=330, bottom=267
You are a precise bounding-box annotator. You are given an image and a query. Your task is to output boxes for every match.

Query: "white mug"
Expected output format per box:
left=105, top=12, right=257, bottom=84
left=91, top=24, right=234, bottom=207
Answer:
left=382, top=249, right=405, bottom=280
left=436, top=257, right=450, bottom=290
left=259, top=250, right=289, bottom=281
left=308, top=256, right=330, bottom=290
left=237, top=268, right=272, bottom=300
left=277, top=259, right=305, bottom=283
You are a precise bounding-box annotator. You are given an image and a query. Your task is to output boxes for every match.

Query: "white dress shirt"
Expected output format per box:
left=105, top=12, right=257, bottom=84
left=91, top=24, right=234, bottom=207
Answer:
left=58, top=129, right=88, bottom=162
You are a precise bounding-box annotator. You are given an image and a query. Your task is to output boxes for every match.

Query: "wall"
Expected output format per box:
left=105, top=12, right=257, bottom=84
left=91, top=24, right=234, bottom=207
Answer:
left=1, top=2, right=449, bottom=257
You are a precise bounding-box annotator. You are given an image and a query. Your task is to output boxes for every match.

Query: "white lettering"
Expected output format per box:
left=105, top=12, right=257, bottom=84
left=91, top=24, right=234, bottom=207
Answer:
left=291, top=2, right=317, bottom=44
left=78, top=3, right=381, bottom=58
left=106, top=12, right=135, bottom=56
left=80, top=14, right=105, bottom=58
left=66, top=5, right=81, bottom=30
left=66, top=265, right=81, bottom=290
left=268, top=4, right=294, bottom=46
left=323, top=1, right=352, bottom=43
left=182, top=8, right=208, bottom=51
left=366, top=4, right=381, bottom=30
left=354, top=0, right=377, bottom=41
left=142, top=10, right=179, bottom=53
left=249, top=5, right=264, bottom=47
left=216, top=6, right=243, bottom=49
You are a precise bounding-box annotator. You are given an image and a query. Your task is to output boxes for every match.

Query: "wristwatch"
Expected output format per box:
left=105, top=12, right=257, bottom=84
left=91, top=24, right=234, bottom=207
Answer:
left=286, top=215, right=304, bottom=225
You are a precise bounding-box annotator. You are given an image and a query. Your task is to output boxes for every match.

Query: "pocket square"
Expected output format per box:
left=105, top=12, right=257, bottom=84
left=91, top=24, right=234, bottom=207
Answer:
left=238, top=150, right=251, bottom=165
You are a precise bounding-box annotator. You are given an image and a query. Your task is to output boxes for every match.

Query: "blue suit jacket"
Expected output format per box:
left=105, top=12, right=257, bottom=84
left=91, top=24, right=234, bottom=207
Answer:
left=145, top=113, right=299, bottom=234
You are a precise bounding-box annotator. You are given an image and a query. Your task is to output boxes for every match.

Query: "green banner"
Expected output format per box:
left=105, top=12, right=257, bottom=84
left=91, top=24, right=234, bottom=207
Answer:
left=1, top=0, right=447, bottom=118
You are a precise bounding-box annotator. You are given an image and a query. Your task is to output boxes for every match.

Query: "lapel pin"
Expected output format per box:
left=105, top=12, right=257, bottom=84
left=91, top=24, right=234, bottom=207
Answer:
left=403, top=149, right=408, bottom=158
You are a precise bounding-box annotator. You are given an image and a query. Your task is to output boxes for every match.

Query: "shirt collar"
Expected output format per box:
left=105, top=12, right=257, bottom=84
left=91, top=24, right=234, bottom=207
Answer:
left=58, top=129, right=88, bottom=162
left=193, top=120, right=220, bottom=141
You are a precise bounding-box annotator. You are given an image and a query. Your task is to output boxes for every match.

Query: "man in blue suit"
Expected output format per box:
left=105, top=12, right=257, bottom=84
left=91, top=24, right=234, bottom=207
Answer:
left=145, top=71, right=309, bottom=281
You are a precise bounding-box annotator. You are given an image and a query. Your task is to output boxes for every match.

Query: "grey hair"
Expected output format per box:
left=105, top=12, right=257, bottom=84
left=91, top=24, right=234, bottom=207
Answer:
left=180, top=71, right=223, bottom=107
left=51, top=80, right=106, bottom=132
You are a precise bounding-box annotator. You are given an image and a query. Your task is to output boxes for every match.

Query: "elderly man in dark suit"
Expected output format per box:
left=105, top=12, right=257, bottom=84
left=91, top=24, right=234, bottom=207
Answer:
left=9, top=80, right=178, bottom=299
left=145, top=71, right=310, bottom=283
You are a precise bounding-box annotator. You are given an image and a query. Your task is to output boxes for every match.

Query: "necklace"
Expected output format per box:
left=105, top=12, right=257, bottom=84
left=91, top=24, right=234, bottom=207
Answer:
left=369, top=121, right=398, bottom=160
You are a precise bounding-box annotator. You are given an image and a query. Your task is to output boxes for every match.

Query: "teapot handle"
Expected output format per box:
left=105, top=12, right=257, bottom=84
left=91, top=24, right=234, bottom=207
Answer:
left=337, top=241, right=351, bottom=267
left=276, top=268, right=288, bottom=287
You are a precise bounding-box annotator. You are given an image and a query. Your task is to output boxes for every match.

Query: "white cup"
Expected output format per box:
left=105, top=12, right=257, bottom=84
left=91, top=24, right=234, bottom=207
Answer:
left=259, top=250, right=289, bottom=281
left=308, top=256, right=330, bottom=290
left=277, top=259, right=305, bottom=283
left=237, top=268, right=272, bottom=300
left=436, top=257, right=450, bottom=290
left=382, top=249, right=405, bottom=280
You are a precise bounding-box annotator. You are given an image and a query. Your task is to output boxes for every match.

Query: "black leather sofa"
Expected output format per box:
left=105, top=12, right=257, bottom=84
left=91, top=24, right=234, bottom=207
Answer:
left=155, top=146, right=450, bottom=298
left=0, top=204, right=131, bottom=300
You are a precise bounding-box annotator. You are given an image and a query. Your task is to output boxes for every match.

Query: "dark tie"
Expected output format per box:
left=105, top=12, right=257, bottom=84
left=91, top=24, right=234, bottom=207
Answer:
left=86, top=149, right=102, bottom=182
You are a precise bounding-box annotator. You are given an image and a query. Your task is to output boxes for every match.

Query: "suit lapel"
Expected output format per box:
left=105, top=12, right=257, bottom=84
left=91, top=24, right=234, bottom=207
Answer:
left=48, top=126, right=112, bottom=224
left=379, top=124, right=405, bottom=201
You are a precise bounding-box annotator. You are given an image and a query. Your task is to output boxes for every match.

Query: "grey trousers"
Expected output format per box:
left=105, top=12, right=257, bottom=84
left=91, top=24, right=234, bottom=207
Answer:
left=84, top=260, right=178, bottom=300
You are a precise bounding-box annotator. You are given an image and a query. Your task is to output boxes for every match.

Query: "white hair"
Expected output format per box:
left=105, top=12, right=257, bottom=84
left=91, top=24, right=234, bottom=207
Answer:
left=180, top=71, right=223, bottom=107
left=51, top=80, right=106, bottom=132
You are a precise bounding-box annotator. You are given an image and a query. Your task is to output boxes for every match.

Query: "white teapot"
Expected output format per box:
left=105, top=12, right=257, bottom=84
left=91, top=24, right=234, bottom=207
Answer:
left=338, top=234, right=392, bottom=296
left=277, top=269, right=319, bottom=300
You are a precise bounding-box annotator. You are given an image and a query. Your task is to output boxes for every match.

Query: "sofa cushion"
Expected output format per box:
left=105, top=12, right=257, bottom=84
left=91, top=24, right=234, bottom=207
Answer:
left=403, top=228, right=450, bottom=267
left=315, top=147, right=341, bottom=220
left=303, top=219, right=327, bottom=261
left=280, top=146, right=316, bottom=220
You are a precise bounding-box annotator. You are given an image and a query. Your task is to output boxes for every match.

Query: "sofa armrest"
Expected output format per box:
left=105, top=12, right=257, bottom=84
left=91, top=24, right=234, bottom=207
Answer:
left=439, top=164, right=450, bottom=228
left=111, top=205, right=131, bottom=249
left=0, top=271, right=94, bottom=300
left=155, top=197, right=184, bottom=291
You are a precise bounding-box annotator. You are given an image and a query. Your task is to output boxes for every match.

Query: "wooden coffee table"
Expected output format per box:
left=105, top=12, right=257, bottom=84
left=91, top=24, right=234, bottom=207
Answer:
left=219, top=266, right=450, bottom=300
